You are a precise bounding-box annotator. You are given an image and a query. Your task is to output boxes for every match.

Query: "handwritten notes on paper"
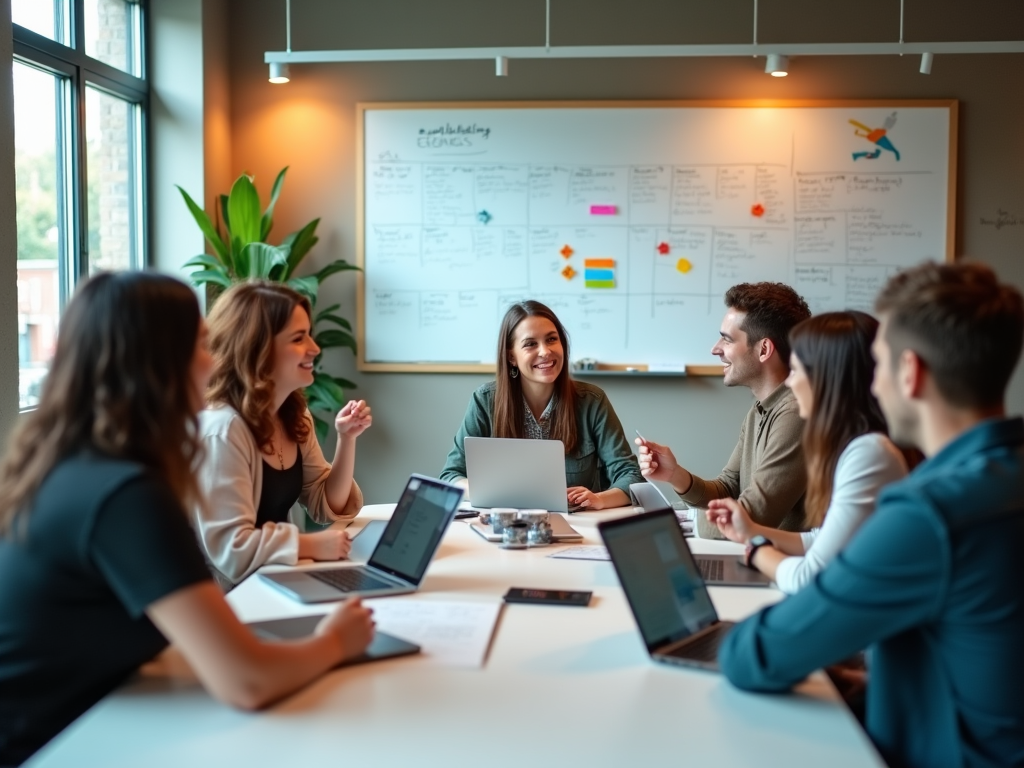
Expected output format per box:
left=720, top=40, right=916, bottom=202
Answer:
left=363, top=599, right=502, bottom=668
left=362, top=105, right=953, bottom=368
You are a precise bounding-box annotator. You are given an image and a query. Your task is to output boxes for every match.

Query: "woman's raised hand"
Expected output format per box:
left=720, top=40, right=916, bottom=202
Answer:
left=335, top=399, right=372, bottom=438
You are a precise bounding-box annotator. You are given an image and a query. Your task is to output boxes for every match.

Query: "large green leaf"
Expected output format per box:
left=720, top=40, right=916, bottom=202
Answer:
left=189, top=269, right=233, bottom=289
left=287, top=275, right=320, bottom=306
left=239, top=243, right=288, bottom=279
left=315, top=328, right=357, bottom=355
left=327, top=374, right=357, bottom=390
left=176, top=186, right=229, bottom=265
left=281, top=219, right=320, bottom=279
left=183, top=254, right=227, bottom=270
left=315, top=303, right=341, bottom=320
left=314, top=259, right=361, bottom=284
left=218, top=194, right=231, bottom=234
left=260, top=166, right=289, bottom=241
left=312, top=416, right=329, bottom=442
left=316, top=312, right=352, bottom=331
left=227, top=174, right=262, bottom=246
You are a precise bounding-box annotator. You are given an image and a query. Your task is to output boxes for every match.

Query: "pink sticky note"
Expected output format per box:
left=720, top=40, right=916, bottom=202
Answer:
left=590, top=205, right=618, bottom=215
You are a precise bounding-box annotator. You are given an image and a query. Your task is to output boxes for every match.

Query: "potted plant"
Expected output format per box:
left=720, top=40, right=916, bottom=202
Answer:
left=177, top=167, right=359, bottom=440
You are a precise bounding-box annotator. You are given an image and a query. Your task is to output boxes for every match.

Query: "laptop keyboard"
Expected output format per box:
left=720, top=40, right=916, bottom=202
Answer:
left=667, top=624, right=731, bottom=662
left=696, top=557, right=724, bottom=582
left=307, top=568, right=395, bottom=593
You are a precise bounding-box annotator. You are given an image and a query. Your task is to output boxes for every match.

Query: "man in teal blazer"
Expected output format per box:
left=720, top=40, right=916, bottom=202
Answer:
left=719, top=262, right=1024, bottom=768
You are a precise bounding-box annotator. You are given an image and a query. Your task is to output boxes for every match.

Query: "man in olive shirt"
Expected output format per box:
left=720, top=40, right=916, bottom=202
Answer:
left=638, top=283, right=810, bottom=531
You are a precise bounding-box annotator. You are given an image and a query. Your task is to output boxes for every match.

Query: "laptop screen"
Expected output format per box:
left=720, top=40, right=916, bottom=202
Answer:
left=600, top=510, right=719, bottom=650
left=368, top=476, right=462, bottom=585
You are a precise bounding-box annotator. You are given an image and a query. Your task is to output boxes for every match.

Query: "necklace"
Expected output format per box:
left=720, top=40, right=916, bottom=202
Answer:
left=271, top=438, right=285, bottom=470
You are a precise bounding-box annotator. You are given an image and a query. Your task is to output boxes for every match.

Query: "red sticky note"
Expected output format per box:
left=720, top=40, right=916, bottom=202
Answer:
left=751, top=203, right=765, bottom=217
left=590, top=205, right=617, bottom=215
left=657, top=242, right=671, bottom=255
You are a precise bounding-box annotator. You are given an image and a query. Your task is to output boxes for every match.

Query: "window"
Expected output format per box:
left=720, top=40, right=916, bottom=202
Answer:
left=12, top=0, right=147, bottom=410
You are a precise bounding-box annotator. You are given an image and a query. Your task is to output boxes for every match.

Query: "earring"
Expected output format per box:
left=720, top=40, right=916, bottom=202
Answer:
left=510, top=365, right=519, bottom=379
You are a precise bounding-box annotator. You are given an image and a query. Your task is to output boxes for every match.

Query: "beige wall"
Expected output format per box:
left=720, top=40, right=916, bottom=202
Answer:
left=150, top=0, right=1024, bottom=503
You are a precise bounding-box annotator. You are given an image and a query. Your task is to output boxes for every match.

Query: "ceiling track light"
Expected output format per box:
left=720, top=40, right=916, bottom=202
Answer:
left=919, top=52, right=934, bottom=74
left=765, top=53, right=789, bottom=77
left=268, top=61, right=290, bottom=84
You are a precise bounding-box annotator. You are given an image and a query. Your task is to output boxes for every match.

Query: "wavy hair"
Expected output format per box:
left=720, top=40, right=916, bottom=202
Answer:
left=205, top=281, right=312, bottom=453
left=493, top=300, right=578, bottom=455
left=790, top=311, right=888, bottom=528
left=0, top=272, right=203, bottom=535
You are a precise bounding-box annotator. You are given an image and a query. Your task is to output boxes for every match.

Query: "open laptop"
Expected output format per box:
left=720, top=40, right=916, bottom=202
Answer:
left=248, top=614, right=421, bottom=665
left=630, top=482, right=770, bottom=587
left=260, top=474, right=463, bottom=603
left=465, top=437, right=579, bottom=513
left=599, top=508, right=737, bottom=671
left=348, top=519, right=388, bottom=562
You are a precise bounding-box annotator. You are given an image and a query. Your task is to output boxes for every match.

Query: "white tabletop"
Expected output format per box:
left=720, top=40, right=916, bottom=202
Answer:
left=29, top=505, right=884, bottom=768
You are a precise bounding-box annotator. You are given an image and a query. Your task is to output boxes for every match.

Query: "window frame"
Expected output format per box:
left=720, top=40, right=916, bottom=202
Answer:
left=12, top=1, right=149, bottom=309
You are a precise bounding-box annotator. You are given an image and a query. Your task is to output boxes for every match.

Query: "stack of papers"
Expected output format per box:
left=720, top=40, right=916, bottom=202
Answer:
left=363, top=599, right=502, bottom=668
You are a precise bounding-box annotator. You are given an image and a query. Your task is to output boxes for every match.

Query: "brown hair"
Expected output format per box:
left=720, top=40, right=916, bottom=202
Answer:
left=875, top=262, right=1024, bottom=409
left=493, top=301, right=579, bottom=454
left=0, top=272, right=203, bottom=535
left=790, top=312, right=888, bottom=528
left=725, top=282, right=811, bottom=363
left=205, top=281, right=312, bottom=453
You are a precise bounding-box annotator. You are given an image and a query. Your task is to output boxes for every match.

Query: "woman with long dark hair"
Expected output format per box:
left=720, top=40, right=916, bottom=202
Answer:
left=441, top=300, right=642, bottom=510
left=705, top=311, right=907, bottom=593
left=195, top=281, right=370, bottom=587
left=0, top=273, right=374, bottom=766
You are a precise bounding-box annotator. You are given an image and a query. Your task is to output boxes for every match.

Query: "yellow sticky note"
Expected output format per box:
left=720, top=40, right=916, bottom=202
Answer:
left=676, top=258, right=693, bottom=274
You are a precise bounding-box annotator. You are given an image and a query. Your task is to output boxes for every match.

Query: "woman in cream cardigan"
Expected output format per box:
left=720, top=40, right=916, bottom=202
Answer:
left=195, top=281, right=369, bottom=587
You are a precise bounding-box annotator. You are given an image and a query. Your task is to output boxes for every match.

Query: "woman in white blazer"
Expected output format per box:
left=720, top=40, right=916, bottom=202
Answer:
left=706, top=311, right=907, bottom=594
left=195, top=281, right=370, bottom=587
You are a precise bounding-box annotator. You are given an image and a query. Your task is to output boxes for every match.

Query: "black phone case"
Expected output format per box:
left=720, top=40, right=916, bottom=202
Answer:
left=503, top=588, right=592, bottom=606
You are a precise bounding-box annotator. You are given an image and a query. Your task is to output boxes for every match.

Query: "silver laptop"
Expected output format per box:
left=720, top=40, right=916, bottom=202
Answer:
left=348, top=519, right=388, bottom=562
left=599, top=509, right=735, bottom=671
left=260, top=475, right=463, bottom=603
left=464, top=437, right=574, bottom=513
left=630, top=482, right=770, bottom=588
left=248, top=614, right=421, bottom=665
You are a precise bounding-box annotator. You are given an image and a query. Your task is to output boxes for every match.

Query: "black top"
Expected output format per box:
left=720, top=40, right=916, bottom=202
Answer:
left=0, top=453, right=212, bottom=765
left=255, top=456, right=303, bottom=527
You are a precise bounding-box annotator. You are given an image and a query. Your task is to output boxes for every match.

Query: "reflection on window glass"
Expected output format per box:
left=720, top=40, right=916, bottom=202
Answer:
left=14, top=63, right=64, bottom=410
left=86, top=86, right=138, bottom=273
left=12, top=0, right=68, bottom=44
left=85, top=0, right=139, bottom=75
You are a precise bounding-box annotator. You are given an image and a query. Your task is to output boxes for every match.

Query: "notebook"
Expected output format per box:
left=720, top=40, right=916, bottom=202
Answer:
left=260, top=474, right=463, bottom=603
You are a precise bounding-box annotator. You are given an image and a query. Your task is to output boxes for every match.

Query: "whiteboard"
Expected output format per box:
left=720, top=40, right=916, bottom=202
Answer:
left=356, top=101, right=956, bottom=372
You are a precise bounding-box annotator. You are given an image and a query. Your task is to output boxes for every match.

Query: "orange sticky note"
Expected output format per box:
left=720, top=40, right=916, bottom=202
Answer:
left=561, top=265, right=577, bottom=280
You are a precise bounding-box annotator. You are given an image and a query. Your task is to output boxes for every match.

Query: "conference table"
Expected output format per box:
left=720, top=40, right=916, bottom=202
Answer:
left=29, top=504, right=885, bottom=768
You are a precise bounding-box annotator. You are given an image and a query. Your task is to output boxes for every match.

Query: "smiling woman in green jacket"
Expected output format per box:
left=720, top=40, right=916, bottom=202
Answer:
left=440, top=300, right=642, bottom=510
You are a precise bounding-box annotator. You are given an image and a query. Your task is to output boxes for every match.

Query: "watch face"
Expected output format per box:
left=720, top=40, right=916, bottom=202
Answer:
left=749, top=535, right=770, bottom=547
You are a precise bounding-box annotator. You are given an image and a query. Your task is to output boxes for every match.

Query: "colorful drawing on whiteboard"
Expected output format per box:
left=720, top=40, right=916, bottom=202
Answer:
left=584, top=258, right=615, bottom=289
left=850, top=113, right=900, bottom=161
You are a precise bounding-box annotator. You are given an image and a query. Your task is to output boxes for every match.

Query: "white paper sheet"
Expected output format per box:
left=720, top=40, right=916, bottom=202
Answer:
left=547, top=545, right=611, bottom=561
left=362, top=598, right=502, bottom=668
